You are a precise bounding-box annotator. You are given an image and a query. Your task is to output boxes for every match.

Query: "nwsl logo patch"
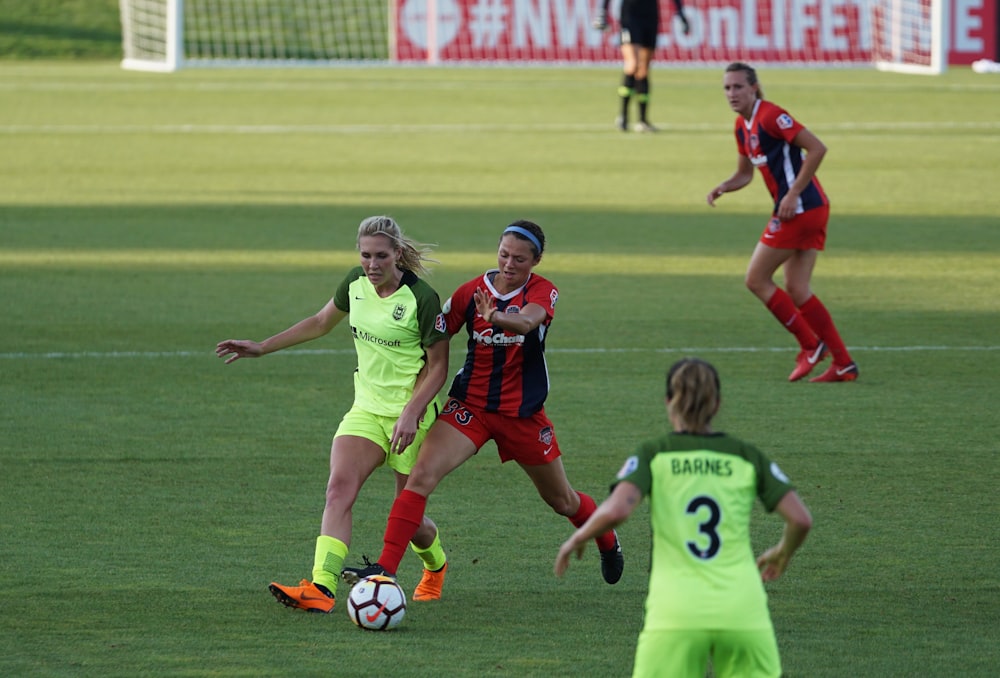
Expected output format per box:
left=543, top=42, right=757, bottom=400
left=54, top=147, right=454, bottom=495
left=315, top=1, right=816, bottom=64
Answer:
left=777, top=113, right=794, bottom=130
left=435, top=313, right=446, bottom=333
left=617, top=456, right=639, bottom=480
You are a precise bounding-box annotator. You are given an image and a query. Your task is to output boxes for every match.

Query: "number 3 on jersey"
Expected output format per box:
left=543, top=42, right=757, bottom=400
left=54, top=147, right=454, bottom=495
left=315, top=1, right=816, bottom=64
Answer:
left=686, top=495, right=721, bottom=560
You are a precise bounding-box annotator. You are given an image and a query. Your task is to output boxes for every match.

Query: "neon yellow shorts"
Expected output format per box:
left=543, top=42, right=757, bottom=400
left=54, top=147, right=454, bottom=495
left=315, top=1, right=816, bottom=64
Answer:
left=632, top=627, right=780, bottom=678
left=333, top=397, right=440, bottom=475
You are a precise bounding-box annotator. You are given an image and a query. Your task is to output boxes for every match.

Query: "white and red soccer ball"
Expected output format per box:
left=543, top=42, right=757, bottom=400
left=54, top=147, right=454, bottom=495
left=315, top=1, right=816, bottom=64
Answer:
left=346, top=575, right=407, bottom=631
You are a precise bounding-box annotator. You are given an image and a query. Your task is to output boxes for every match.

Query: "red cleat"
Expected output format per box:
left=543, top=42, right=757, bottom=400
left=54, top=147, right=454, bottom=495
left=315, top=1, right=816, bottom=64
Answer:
left=789, top=342, right=828, bottom=382
left=810, top=361, right=859, bottom=383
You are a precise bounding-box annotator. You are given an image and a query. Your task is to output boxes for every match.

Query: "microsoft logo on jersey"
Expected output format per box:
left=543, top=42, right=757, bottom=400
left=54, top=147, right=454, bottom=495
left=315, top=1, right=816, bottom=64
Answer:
left=352, top=327, right=402, bottom=348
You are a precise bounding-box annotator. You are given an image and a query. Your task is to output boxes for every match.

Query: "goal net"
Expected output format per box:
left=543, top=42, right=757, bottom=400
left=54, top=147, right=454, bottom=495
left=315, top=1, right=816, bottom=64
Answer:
left=119, top=0, right=948, bottom=72
left=120, top=0, right=390, bottom=70
left=872, top=0, right=946, bottom=74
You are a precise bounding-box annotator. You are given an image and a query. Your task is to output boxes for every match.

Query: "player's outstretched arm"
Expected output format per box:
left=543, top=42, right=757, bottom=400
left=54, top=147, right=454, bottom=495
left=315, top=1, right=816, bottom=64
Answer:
left=216, top=297, right=346, bottom=364
left=707, top=156, right=755, bottom=206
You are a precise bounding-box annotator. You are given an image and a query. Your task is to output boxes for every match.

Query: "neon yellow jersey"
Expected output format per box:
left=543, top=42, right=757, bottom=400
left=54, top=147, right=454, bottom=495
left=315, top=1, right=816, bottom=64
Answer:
left=333, top=267, right=447, bottom=417
left=613, top=432, right=795, bottom=631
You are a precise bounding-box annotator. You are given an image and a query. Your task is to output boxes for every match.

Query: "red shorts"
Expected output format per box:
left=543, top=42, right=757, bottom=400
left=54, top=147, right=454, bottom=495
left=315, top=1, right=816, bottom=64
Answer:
left=759, top=205, right=829, bottom=250
left=436, top=397, right=562, bottom=466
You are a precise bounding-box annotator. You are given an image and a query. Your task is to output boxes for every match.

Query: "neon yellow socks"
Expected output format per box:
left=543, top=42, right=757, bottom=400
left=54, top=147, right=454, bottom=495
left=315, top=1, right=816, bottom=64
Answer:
left=312, top=535, right=349, bottom=594
left=410, top=530, right=447, bottom=572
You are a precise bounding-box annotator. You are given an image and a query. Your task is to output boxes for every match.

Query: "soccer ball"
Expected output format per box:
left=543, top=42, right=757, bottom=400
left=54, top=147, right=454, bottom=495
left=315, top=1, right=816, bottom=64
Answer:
left=346, top=575, right=407, bottom=631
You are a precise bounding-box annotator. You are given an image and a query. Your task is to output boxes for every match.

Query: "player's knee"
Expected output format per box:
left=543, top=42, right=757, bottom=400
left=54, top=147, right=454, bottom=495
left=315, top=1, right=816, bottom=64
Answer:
left=325, top=475, right=362, bottom=510
left=786, top=283, right=812, bottom=306
left=404, top=465, right=439, bottom=497
left=544, top=491, right=579, bottom=517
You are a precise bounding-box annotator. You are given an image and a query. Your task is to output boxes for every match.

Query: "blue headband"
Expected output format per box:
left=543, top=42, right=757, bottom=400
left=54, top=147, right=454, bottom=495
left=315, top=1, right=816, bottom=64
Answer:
left=503, top=225, right=542, bottom=254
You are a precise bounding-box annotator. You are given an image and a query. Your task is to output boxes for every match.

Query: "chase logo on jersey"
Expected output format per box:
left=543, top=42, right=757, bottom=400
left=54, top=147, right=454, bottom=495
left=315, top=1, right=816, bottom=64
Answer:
left=472, top=328, right=524, bottom=346
left=393, top=304, right=406, bottom=321
left=617, top=455, right=639, bottom=480
left=434, top=313, right=446, bottom=333
left=777, top=113, right=794, bottom=130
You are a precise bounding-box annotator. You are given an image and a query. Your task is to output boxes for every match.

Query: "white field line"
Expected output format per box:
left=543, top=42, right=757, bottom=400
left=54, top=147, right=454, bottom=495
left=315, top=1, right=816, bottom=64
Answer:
left=1, top=345, right=997, bottom=360
left=1, top=121, right=999, bottom=135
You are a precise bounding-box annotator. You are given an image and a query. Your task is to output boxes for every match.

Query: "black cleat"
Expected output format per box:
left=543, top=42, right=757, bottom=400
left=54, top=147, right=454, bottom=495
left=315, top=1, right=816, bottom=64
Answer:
left=341, top=556, right=391, bottom=588
left=600, top=532, right=624, bottom=584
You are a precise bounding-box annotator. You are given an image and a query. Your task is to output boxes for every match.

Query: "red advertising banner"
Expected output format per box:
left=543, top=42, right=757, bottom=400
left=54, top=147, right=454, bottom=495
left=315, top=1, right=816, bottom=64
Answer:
left=948, top=0, right=996, bottom=64
left=391, top=0, right=995, bottom=65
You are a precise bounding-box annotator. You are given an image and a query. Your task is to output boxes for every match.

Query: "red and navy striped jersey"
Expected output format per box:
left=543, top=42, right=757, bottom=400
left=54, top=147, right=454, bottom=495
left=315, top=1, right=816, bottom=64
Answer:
left=442, top=270, right=558, bottom=417
left=734, top=99, right=829, bottom=215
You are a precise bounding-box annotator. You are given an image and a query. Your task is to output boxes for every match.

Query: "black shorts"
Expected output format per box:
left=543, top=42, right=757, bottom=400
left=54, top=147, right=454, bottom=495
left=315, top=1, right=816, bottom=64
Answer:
left=620, top=2, right=660, bottom=48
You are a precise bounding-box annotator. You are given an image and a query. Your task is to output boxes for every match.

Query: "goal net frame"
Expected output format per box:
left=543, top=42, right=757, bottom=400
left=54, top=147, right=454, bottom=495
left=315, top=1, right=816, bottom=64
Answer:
left=119, top=0, right=949, bottom=73
left=873, top=0, right=947, bottom=74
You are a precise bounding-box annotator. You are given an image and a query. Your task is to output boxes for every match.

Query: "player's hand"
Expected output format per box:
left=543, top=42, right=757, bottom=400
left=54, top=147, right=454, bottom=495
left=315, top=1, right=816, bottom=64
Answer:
left=776, top=193, right=799, bottom=221
left=554, top=538, right=587, bottom=577
left=706, top=186, right=725, bottom=206
left=592, top=10, right=609, bottom=31
left=756, top=544, right=792, bottom=581
left=390, top=416, right=418, bottom=455
left=473, top=287, right=495, bottom=322
left=216, top=339, right=263, bottom=364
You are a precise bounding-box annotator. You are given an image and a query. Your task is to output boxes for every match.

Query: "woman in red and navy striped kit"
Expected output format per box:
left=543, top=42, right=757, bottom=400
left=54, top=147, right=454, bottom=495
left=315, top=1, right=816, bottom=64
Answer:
left=707, top=62, right=858, bottom=383
left=343, top=220, right=624, bottom=593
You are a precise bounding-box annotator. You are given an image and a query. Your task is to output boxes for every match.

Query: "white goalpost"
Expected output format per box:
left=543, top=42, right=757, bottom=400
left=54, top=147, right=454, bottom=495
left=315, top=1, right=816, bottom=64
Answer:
left=120, top=0, right=183, bottom=71
left=873, top=0, right=947, bottom=74
left=119, top=0, right=950, bottom=73
left=120, top=0, right=392, bottom=71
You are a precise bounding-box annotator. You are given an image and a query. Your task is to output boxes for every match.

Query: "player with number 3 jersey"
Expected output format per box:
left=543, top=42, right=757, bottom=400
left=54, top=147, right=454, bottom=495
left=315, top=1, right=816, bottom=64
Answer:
left=556, top=358, right=813, bottom=678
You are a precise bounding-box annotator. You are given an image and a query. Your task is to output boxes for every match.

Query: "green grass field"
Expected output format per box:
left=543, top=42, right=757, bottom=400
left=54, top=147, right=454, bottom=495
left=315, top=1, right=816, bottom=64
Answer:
left=2, top=62, right=999, bottom=677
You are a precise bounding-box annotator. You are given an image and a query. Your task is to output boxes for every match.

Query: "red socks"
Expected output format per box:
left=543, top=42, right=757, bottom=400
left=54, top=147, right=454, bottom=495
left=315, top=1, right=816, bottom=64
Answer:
left=798, top=294, right=852, bottom=365
left=378, top=489, right=427, bottom=574
left=765, top=288, right=818, bottom=350
left=571, top=491, right=618, bottom=552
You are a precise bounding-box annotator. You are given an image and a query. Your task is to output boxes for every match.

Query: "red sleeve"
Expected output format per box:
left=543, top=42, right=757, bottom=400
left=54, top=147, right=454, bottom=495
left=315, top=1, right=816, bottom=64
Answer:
left=758, top=101, right=805, bottom=144
left=443, top=277, right=477, bottom=335
left=525, top=275, right=559, bottom=321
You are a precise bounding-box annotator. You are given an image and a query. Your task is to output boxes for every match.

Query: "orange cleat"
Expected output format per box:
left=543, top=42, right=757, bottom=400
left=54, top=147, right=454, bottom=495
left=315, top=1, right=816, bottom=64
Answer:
left=412, top=563, right=448, bottom=601
left=810, top=361, right=859, bottom=383
left=789, top=342, right=828, bottom=382
left=268, top=579, right=335, bottom=613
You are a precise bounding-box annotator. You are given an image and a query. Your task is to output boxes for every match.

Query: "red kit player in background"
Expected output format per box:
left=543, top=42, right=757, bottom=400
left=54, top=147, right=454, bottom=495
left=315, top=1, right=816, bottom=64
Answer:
left=706, top=62, right=858, bottom=383
left=343, top=220, right=625, bottom=591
